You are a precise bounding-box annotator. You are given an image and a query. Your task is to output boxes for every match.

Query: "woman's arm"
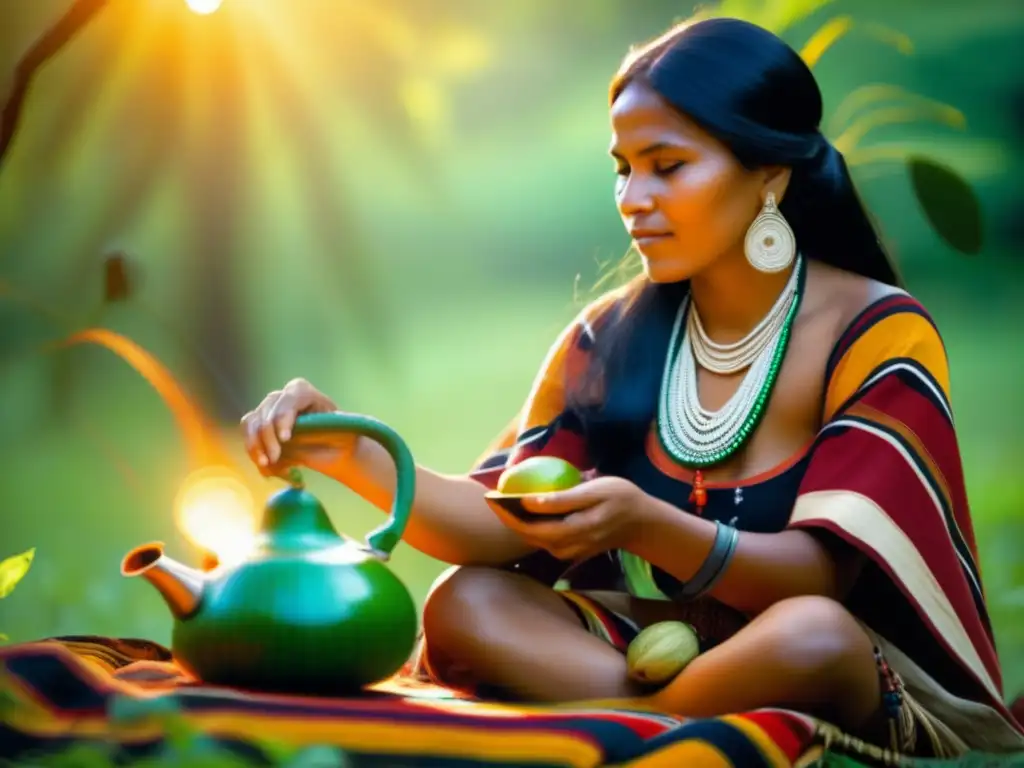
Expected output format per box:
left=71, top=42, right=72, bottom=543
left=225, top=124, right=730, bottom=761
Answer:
left=626, top=493, right=866, bottom=616
left=247, top=296, right=618, bottom=569
left=308, top=436, right=537, bottom=567
left=315, top=301, right=617, bottom=568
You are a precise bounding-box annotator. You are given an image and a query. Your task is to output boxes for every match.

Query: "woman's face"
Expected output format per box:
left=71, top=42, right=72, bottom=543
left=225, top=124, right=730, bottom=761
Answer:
left=609, top=81, right=768, bottom=284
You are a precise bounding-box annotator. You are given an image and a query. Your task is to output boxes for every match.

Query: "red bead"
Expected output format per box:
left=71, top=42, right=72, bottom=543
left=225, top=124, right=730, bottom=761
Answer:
left=689, top=471, right=708, bottom=514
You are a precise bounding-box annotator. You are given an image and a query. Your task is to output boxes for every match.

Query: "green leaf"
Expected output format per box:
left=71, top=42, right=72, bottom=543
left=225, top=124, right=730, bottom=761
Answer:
left=767, top=0, right=836, bottom=33
left=30, top=742, right=116, bottom=768
left=714, top=0, right=835, bottom=33
left=907, top=156, right=984, bottom=256
left=847, top=139, right=1007, bottom=181
left=253, top=736, right=300, bottom=766
left=0, top=633, right=7, bottom=642
left=832, top=103, right=965, bottom=155
left=0, top=548, right=35, bottom=598
left=799, top=15, right=852, bottom=68
left=827, top=84, right=964, bottom=140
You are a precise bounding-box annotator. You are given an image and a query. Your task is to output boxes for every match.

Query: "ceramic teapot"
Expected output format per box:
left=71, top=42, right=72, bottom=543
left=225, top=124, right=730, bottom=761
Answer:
left=121, top=412, right=418, bottom=694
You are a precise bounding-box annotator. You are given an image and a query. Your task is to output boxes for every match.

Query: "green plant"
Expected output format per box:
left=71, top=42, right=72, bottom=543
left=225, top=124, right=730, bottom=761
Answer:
left=711, top=0, right=984, bottom=256
left=1, top=0, right=494, bottom=421
left=591, top=0, right=985, bottom=296
left=0, top=547, right=36, bottom=642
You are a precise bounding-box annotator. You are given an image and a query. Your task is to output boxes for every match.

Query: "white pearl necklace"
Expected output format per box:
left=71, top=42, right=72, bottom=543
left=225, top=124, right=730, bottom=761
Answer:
left=689, top=260, right=801, bottom=375
left=657, top=256, right=802, bottom=463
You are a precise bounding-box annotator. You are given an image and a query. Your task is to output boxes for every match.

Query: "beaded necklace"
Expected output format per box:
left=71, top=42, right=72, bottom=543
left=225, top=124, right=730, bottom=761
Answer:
left=656, top=255, right=806, bottom=469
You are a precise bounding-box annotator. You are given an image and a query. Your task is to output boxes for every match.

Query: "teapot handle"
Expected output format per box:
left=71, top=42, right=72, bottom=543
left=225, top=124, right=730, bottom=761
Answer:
left=288, top=412, right=415, bottom=558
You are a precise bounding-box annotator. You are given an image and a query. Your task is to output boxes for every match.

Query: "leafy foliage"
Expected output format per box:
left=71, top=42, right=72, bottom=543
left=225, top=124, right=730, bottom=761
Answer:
left=908, top=156, right=984, bottom=255
left=0, top=548, right=35, bottom=600
left=0, top=0, right=1017, bottom=728
left=0, top=547, right=35, bottom=642
left=588, top=0, right=986, bottom=300
left=700, top=0, right=984, bottom=259
left=0, top=0, right=468, bottom=419
left=708, top=0, right=837, bottom=35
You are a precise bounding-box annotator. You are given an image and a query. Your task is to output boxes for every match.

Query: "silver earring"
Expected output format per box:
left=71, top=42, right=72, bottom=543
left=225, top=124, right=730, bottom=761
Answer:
left=744, top=192, right=795, bottom=273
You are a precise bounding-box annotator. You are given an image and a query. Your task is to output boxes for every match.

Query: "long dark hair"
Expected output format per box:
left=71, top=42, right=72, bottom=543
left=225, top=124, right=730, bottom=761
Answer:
left=573, top=16, right=902, bottom=471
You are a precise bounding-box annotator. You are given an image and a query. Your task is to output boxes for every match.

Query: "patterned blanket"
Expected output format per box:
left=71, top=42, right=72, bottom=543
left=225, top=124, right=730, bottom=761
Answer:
left=0, top=636, right=825, bottom=767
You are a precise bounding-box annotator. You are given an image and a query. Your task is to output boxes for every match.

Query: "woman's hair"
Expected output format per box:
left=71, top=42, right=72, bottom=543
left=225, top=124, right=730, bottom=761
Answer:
left=572, top=17, right=901, bottom=470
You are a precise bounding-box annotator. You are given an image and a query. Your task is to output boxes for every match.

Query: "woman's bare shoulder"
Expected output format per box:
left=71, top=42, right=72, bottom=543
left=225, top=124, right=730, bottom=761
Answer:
left=804, top=260, right=909, bottom=343
left=805, top=262, right=953, bottom=417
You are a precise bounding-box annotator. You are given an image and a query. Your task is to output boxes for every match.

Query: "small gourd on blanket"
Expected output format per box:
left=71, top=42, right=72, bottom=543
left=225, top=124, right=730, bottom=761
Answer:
left=626, top=621, right=701, bottom=685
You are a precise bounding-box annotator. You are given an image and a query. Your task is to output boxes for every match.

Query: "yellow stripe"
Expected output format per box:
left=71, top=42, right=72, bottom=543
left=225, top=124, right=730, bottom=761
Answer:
left=826, top=311, right=949, bottom=421
left=790, top=490, right=998, bottom=701
left=0, top=668, right=57, bottom=724
left=199, top=714, right=604, bottom=764
left=558, top=591, right=615, bottom=645
left=2, top=706, right=605, bottom=766
left=721, top=715, right=791, bottom=767
left=624, top=739, right=731, bottom=767
left=2, top=650, right=609, bottom=766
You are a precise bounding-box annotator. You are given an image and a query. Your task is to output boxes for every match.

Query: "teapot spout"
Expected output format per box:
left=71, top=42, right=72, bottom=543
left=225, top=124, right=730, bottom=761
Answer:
left=121, top=542, right=205, bottom=620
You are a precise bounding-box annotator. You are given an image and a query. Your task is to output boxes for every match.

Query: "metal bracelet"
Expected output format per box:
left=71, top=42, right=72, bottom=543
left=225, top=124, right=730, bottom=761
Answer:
left=668, top=521, right=739, bottom=603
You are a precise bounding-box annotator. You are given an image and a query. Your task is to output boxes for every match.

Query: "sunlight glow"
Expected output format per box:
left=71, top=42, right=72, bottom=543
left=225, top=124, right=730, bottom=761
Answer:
left=185, top=0, right=222, bottom=15
left=175, top=467, right=258, bottom=567
left=62, top=329, right=233, bottom=469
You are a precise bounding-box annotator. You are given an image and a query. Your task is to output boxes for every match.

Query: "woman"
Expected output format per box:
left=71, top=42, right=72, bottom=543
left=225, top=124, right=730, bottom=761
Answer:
left=241, top=17, right=1024, bottom=758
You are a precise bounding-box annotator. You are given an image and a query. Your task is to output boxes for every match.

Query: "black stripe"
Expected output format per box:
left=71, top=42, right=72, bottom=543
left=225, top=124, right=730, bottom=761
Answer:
left=5, top=652, right=108, bottom=712
left=820, top=295, right=944, bottom=422
left=475, top=419, right=582, bottom=473
left=830, top=358, right=953, bottom=428
left=576, top=322, right=596, bottom=351
left=639, top=718, right=770, bottom=768
left=513, top=410, right=588, bottom=450
left=881, top=359, right=953, bottom=422
left=824, top=295, right=915, bottom=380
left=513, top=424, right=549, bottom=446
left=837, top=413, right=990, bottom=631
left=474, top=449, right=511, bottom=471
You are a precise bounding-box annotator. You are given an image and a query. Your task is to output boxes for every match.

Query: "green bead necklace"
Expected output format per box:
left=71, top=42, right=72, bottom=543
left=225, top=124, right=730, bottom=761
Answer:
left=655, top=255, right=807, bottom=469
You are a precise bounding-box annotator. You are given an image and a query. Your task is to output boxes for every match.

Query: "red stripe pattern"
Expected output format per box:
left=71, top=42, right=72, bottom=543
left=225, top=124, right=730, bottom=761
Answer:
left=0, top=637, right=817, bottom=767
left=792, top=294, right=1020, bottom=737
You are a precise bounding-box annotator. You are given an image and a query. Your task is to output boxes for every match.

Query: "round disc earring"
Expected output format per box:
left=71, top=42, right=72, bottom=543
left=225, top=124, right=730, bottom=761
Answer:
left=744, top=192, right=796, bottom=273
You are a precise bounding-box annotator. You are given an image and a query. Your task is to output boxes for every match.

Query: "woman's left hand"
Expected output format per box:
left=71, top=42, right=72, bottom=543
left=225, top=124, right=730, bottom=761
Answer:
left=489, top=475, right=650, bottom=562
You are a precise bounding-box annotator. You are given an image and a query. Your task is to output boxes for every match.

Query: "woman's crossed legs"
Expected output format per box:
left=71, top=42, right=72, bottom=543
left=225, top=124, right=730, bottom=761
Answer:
left=420, top=567, right=888, bottom=739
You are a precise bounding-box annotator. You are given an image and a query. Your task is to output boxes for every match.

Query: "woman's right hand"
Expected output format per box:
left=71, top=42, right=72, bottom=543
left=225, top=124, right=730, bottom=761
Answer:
left=240, top=378, right=355, bottom=474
